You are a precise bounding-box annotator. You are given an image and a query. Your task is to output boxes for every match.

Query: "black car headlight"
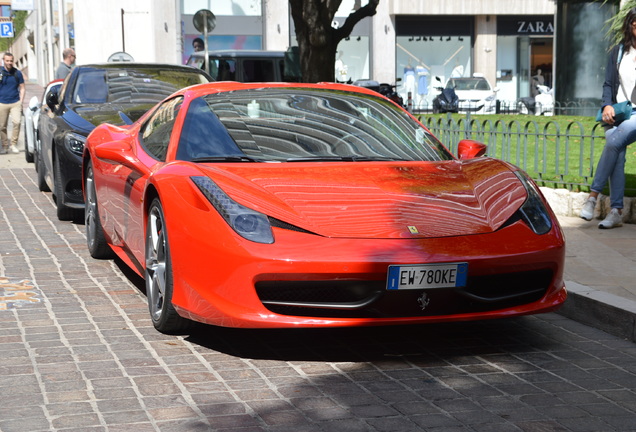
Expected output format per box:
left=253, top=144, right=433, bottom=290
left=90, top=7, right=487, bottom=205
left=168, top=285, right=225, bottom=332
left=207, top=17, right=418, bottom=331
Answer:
left=64, top=132, right=86, bottom=156
left=191, top=176, right=274, bottom=244
left=514, top=171, right=552, bottom=235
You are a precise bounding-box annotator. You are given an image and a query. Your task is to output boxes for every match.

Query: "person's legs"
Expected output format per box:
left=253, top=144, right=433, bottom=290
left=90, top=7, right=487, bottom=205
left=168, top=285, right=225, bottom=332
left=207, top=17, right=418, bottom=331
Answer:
left=589, top=115, right=636, bottom=195
left=608, top=147, right=627, bottom=209
left=8, top=100, right=21, bottom=150
left=581, top=115, right=636, bottom=221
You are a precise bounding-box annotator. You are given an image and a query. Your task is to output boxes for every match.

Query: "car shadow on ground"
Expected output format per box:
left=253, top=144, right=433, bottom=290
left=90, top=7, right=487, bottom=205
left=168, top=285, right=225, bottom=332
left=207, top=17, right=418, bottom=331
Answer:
left=183, top=315, right=560, bottom=363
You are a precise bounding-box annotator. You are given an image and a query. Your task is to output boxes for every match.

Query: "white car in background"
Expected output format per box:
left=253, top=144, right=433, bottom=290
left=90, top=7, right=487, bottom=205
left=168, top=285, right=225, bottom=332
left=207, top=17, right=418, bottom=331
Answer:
left=446, top=74, right=498, bottom=115
left=23, top=79, right=64, bottom=163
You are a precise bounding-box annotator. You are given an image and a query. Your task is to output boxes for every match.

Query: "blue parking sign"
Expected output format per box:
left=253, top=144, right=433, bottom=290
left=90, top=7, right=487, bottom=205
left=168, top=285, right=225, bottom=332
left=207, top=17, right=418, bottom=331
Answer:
left=0, top=22, right=14, bottom=38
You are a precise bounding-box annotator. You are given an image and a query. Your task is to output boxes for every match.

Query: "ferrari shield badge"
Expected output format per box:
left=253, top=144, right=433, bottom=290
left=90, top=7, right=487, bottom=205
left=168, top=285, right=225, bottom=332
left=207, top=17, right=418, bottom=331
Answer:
left=408, top=226, right=419, bottom=234
left=417, top=293, right=430, bottom=310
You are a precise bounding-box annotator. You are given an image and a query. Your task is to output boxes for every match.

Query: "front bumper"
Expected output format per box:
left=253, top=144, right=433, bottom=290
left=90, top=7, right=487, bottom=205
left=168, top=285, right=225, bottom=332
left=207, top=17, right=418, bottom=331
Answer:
left=170, top=217, right=566, bottom=329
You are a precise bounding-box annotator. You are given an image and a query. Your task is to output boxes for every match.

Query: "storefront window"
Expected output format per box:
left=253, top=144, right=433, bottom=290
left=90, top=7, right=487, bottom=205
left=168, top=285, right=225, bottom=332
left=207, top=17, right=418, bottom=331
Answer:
left=395, top=36, right=471, bottom=110
left=335, top=36, right=370, bottom=83
left=182, top=0, right=262, bottom=16
left=497, top=16, right=553, bottom=104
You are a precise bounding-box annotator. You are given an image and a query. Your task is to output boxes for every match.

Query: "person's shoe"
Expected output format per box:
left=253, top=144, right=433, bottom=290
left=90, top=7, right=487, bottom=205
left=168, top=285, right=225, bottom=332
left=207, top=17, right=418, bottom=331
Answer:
left=9, top=145, right=19, bottom=154
left=0, top=147, right=8, bottom=155
left=598, top=208, right=623, bottom=229
left=580, top=197, right=596, bottom=221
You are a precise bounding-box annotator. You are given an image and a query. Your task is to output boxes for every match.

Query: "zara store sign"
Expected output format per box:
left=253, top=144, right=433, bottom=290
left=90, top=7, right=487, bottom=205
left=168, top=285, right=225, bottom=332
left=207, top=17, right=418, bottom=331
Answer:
left=517, top=20, right=555, bottom=34
left=498, top=16, right=554, bottom=36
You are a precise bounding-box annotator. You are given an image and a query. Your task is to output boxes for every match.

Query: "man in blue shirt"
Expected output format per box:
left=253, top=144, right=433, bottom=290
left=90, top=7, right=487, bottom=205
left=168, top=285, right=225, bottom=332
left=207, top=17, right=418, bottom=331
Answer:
left=0, top=52, right=25, bottom=154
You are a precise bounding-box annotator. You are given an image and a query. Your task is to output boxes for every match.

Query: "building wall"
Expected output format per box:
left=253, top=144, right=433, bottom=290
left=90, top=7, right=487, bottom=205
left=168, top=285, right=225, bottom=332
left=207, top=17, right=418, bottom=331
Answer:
left=389, top=0, right=556, bottom=15
left=73, top=0, right=180, bottom=64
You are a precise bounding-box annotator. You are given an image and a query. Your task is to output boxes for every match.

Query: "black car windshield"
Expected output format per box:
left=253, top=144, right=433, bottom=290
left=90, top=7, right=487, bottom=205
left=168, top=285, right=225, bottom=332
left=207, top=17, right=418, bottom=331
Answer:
left=72, top=67, right=209, bottom=105
left=447, top=78, right=491, bottom=91
left=176, top=88, right=453, bottom=163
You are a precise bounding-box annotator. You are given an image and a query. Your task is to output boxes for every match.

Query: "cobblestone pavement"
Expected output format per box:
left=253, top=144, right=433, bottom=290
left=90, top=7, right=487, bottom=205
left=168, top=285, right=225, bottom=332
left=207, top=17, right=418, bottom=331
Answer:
left=2, top=167, right=636, bottom=432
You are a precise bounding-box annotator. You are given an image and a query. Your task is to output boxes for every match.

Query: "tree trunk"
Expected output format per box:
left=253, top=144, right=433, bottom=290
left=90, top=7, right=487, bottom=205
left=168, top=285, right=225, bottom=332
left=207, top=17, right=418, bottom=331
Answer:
left=300, top=38, right=338, bottom=83
left=289, top=0, right=379, bottom=83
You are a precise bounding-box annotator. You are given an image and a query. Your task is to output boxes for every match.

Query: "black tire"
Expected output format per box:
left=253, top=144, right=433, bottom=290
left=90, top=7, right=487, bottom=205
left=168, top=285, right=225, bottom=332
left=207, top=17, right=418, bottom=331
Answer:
left=85, top=161, right=114, bottom=259
left=36, top=143, right=50, bottom=192
left=25, top=138, right=34, bottom=163
left=54, top=155, right=75, bottom=221
left=145, top=198, right=191, bottom=334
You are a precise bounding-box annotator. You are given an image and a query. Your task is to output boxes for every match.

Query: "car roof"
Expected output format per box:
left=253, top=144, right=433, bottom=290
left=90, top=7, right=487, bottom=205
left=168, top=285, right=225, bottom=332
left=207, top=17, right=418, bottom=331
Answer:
left=188, top=50, right=287, bottom=58
left=174, top=81, right=385, bottom=100
left=75, top=63, right=208, bottom=71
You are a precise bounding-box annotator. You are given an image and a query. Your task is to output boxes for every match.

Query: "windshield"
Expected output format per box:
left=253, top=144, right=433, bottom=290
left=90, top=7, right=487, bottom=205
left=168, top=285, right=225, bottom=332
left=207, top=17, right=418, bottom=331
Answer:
left=72, top=67, right=209, bottom=104
left=176, top=88, right=453, bottom=163
left=448, top=78, right=491, bottom=91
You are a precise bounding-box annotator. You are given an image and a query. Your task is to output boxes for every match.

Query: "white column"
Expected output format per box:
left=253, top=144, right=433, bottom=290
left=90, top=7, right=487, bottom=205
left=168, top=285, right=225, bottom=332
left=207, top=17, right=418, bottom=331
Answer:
left=370, top=0, right=396, bottom=83
left=473, top=15, right=497, bottom=86
left=262, top=0, right=290, bottom=51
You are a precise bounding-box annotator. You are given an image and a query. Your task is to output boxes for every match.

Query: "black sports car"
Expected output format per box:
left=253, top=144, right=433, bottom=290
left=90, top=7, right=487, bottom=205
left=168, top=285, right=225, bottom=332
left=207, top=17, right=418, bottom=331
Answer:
left=36, top=63, right=212, bottom=220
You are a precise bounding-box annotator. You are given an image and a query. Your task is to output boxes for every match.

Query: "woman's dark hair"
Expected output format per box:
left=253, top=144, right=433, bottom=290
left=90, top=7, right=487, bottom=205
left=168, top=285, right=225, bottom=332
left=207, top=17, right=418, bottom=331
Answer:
left=621, top=8, right=636, bottom=47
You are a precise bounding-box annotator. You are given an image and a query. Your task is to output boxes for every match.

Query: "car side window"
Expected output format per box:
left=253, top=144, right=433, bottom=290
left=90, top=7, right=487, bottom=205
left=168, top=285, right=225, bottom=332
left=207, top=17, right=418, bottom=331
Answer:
left=175, top=96, right=242, bottom=161
left=140, top=96, right=183, bottom=161
left=243, top=59, right=275, bottom=82
left=73, top=70, right=108, bottom=104
left=208, top=59, right=236, bottom=81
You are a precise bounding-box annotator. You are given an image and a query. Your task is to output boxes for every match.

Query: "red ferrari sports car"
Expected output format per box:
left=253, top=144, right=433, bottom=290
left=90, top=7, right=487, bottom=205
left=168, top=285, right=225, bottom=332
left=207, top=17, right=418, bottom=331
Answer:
left=82, top=82, right=566, bottom=334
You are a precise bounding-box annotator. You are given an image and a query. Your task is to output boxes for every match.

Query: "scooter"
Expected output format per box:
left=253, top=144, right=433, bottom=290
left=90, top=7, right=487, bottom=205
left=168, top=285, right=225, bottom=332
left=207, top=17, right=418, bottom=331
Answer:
left=431, top=76, right=459, bottom=114
left=378, top=83, right=404, bottom=107
left=518, top=84, right=554, bottom=116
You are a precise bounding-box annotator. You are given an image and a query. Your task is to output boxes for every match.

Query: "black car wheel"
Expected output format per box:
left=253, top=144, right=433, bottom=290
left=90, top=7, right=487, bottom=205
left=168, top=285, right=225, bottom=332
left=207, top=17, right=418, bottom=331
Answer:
left=24, top=137, right=34, bottom=163
left=145, top=198, right=191, bottom=334
left=54, top=156, right=75, bottom=221
left=85, top=161, right=114, bottom=259
left=35, top=142, right=50, bottom=192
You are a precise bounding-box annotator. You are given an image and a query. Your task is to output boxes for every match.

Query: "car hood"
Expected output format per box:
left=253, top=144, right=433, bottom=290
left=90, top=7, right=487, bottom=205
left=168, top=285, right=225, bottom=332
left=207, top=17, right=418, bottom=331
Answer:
left=63, top=103, right=155, bottom=132
left=198, top=158, right=528, bottom=239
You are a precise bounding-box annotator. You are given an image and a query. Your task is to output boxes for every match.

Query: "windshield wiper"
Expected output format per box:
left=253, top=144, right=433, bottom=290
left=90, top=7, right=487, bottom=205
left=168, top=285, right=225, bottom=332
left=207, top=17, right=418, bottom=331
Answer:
left=285, top=156, right=400, bottom=162
left=191, top=156, right=262, bottom=163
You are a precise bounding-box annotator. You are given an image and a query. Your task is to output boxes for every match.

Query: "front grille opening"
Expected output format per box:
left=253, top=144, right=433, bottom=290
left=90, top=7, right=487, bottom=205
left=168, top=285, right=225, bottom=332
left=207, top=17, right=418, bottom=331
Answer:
left=255, top=269, right=554, bottom=319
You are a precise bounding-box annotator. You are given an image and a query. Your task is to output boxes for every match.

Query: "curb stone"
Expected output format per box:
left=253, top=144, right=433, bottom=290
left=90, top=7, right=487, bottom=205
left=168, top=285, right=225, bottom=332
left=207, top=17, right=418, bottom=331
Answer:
left=558, top=281, right=636, bottom=342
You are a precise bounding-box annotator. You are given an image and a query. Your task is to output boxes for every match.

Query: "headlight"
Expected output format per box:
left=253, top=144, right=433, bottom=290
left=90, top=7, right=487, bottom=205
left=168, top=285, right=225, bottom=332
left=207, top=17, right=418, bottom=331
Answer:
left=191, top=176, right=274, bottom=244
left=485, top=94, right=496, bottom=102
left=64, top=132, right=86, bottom=156
left=514, top=171, right=552, bottom=235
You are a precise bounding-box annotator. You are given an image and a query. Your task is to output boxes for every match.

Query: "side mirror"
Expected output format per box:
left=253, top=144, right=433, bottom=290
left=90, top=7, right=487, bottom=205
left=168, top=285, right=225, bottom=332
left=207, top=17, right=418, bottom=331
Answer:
left=28, top=96, right=39, bottom=111
left=45, top=87, right=60, bottom=110
left=94, top=140, right=150, bottom=175
left=457, top=139, right=487, bottom=160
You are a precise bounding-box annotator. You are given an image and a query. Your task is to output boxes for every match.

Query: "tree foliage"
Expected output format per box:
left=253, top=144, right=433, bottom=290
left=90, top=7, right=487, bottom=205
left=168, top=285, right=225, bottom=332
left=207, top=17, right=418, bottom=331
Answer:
left=289, top=0, right=379, bottom=83
left=604, top=0, right=635, bottom=46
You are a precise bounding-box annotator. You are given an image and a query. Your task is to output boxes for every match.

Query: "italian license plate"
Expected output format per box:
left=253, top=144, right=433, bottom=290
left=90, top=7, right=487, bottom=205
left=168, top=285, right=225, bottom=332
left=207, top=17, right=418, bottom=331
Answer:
left=386, top=262, right=468, bottom=290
